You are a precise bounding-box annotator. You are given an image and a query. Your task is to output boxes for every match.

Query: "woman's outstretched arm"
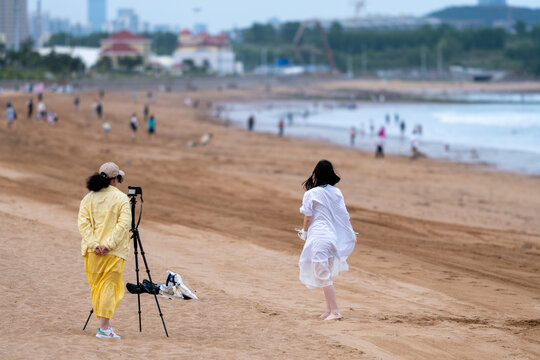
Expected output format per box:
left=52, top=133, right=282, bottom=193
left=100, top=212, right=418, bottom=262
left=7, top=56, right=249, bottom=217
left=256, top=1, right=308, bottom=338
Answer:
left=303, top=216, right=311, bottom=232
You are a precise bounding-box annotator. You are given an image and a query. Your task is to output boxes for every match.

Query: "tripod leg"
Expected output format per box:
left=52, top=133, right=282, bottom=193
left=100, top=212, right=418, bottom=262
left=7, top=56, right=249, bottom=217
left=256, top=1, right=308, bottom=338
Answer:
left=83, top=309, right=93, bottom=331
left=135, top=232, right=169, bottom=337
left=132, top=231, right=142, bottom=332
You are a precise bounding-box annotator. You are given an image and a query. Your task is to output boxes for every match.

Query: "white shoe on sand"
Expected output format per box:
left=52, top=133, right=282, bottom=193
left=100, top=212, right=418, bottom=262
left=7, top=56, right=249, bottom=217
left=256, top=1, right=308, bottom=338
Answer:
left=96, top=327, right=121, bottom=339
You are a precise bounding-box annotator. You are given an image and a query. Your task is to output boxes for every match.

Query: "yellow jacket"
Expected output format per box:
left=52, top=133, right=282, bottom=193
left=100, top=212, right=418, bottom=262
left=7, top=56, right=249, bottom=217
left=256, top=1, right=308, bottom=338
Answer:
left=78, top=185, right=131, bottom=260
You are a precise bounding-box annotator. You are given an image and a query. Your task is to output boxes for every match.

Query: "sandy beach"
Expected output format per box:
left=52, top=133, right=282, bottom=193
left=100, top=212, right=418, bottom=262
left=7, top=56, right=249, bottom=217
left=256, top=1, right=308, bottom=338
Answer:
left=1, top=82, right=539, bottom=359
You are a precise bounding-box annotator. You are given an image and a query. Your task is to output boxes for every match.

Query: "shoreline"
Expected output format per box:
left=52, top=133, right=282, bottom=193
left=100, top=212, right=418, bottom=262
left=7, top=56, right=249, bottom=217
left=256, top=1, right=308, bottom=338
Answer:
left=218, top=98, right=540, bottom=176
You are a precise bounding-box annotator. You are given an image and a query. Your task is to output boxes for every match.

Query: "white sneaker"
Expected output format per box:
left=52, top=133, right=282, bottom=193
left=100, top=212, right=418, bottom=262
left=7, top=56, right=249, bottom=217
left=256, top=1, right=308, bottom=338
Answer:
left=96, top=327, right=121, bottom=339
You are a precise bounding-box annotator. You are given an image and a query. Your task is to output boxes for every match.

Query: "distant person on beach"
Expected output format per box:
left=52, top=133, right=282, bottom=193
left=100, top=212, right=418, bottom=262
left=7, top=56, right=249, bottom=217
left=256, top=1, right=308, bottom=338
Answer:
left=148, top=115, right=156, bottom=142
left=78, top=162, right=129, bottom=339
left=74, top=96, right=80, bottom=110
left=278, top=119, right=285, bottom=137
left=130, top=113, right=138, bottom=141
left=369, top=119, right=375, bottom=136
left=287, top=112, right=294, bottom=124
left=359, top=122, right=365, bottom=137
left=297, top=160, right=356, bottom=321
left=6, top=102, right=16, bottom=131
left=414, top=124, right=423, bottom=136
left=102, top=122, right=111, bottom=137
left=375, top=126, right=386, bottom=158
left=350, top=126, right=356, bottom=146
left=410, top=129, right=424, bottom=159
left=47, top=111, right=58, bottom=125
left=27, top=98, right=33, bottom=118
left=143, top=104, right=149, bottom=121
left=96, top=101, right=103, bottom=119
left=247, top=115, right=255, bottom=131
left=400, top=120, right=406, bottom=139
left=37, top=100, right=46, bottom=120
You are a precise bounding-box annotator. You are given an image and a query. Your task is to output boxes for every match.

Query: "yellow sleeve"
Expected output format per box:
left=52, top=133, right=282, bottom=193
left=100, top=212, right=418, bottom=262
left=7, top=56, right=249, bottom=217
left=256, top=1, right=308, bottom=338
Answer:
left=78, top=195, right=99, bottom=251
left=103, top=198, right=131, bottom=251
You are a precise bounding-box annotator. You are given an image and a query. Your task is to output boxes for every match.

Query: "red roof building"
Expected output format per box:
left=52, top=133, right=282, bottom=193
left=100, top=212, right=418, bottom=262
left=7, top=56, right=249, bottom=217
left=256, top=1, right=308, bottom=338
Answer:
left=101, top=43, right=139, bottom=55
left=104, top=30, right=148, bottom=41
left=177, top=29, right=230, bottom=49
left=173, top=29, right=237, bottom=75
left=100, top=30, right=151, bottom=69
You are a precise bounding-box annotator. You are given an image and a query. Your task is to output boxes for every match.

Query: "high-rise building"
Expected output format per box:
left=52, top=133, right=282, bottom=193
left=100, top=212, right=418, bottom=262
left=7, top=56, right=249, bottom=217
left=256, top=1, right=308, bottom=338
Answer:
left=88, top=0, right=106, bottom=32
left=193, top=23, right=208, bottom=35
left=0, top=0, right=29, bottom=50
left=478, top=0, right=506, bottom=6
left=114, top=8, right=139, bottom=33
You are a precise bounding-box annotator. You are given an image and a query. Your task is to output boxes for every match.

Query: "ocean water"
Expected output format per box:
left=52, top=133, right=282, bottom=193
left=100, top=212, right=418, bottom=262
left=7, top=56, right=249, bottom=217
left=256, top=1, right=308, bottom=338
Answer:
left=224, top=101, right=540, bottom=175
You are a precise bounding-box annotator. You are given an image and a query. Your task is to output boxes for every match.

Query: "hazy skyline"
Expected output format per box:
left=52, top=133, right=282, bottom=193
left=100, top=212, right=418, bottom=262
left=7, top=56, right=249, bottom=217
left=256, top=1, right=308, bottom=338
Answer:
left=29, top=0, right=540, bottom=32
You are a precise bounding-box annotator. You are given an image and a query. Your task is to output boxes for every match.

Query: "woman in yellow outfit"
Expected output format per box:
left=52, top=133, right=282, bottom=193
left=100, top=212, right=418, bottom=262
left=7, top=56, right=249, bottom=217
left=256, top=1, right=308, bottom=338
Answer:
left=78, top=162, right=131, bottom=339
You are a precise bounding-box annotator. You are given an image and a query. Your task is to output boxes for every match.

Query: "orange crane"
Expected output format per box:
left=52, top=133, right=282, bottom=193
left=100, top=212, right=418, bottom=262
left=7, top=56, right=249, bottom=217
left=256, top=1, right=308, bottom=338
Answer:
left=292, top=19, right=336, bottom=71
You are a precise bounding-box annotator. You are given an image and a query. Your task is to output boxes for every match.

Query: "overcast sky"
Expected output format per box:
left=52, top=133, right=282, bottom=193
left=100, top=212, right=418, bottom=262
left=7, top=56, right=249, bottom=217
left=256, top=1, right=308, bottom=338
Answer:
left=29, top=0, right=540, bottom=32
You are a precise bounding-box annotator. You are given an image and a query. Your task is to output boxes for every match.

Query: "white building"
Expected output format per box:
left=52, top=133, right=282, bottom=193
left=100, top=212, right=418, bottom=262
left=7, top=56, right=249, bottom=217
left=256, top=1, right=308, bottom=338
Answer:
left=38, top=46, right=100, bottom=68
left=321, top=16, right=441, bottom=32
left=172, top=29, right=239, bottom=75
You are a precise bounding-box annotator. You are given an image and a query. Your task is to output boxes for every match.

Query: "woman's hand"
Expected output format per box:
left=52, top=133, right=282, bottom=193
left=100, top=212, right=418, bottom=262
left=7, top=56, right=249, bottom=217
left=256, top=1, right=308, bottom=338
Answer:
left=296, top=228, right=307, bottom=241
left=93, top=246, right=110, bottom=255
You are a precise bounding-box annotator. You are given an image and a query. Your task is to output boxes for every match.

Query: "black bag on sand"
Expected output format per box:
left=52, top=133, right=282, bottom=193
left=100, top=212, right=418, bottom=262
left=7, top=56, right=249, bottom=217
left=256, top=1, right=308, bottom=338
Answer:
left=126, top=279, right=160, bottom=295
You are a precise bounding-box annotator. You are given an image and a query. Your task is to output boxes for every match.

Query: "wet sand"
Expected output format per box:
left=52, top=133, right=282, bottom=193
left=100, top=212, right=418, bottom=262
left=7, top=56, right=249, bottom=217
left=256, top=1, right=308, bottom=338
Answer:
left=0, top=86, right=539, bottom=359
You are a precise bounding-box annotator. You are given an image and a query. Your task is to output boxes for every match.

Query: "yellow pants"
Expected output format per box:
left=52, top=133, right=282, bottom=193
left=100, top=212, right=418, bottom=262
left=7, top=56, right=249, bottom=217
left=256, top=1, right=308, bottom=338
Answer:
left=85, top=253, right=125, bottom=319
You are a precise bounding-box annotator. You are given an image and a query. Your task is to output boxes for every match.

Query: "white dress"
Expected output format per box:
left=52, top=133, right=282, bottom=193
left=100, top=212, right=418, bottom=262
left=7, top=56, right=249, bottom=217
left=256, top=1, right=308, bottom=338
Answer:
left=299, top=185, right=356, bottom=289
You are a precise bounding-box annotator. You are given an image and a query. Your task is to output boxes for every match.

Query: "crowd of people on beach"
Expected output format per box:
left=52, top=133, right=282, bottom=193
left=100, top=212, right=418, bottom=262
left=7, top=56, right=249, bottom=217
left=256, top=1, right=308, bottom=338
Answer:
left=348, top=112, right=425, bottom=159
left=240, top=107, right=425, bottom=160
left=2, top=91, right=161, bottom=143
left=4, top=95, right=61, bottom=130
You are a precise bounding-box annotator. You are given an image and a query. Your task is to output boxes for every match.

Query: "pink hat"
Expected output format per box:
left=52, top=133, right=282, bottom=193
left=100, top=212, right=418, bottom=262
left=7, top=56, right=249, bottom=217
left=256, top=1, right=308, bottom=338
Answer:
left=99, top=162, right=125, bottom=178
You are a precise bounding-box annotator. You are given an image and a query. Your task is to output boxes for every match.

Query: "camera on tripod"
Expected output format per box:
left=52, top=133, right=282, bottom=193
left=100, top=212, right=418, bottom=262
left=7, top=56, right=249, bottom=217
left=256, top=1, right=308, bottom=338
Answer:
left=128, top=186, right=142, bottom=197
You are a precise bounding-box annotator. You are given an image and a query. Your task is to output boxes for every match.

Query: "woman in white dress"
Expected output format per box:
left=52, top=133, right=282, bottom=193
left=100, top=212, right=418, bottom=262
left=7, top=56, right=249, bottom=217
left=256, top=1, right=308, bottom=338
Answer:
left=298, top=160, right=356, bottom=320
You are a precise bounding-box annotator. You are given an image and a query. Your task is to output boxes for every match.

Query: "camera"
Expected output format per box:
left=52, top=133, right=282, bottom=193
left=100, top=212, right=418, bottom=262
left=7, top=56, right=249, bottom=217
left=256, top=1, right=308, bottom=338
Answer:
left=128, top=186, right=142, bottom=196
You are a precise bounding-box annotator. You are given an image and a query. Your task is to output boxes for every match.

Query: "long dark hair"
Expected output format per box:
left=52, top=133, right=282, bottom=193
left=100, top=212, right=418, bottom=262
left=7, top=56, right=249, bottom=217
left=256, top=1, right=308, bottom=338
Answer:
left=86, top=172, right=123, bottom=191
left=302, top=160, right=340, bottom=190
left=86, top=172, right=111, bottom=192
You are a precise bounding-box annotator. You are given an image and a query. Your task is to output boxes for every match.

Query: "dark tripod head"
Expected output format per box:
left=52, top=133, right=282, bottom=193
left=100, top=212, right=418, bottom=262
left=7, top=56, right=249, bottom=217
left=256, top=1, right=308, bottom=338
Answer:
left=128, top=186, right=143, bottom=198
left=127, top=186, right=143, bottom=230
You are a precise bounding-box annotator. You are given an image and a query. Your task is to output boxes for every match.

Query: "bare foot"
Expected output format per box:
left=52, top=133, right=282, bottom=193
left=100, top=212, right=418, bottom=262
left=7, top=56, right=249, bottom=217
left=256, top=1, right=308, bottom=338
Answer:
left=324, top=313, right=343, bottom=321
left=319, top=312, right=330, bottom=319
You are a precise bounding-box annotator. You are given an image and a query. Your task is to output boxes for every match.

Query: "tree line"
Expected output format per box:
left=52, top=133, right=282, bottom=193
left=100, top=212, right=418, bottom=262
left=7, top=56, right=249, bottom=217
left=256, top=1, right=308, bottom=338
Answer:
left=235, top=21, right=540, bottom=76
left=0, top=39, right=85, bottom=80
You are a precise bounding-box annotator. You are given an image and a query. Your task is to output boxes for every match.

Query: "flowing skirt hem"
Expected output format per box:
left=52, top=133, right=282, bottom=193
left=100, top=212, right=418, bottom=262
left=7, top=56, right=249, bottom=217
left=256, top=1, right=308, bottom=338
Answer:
left=299, top=256, right=348, bottom=289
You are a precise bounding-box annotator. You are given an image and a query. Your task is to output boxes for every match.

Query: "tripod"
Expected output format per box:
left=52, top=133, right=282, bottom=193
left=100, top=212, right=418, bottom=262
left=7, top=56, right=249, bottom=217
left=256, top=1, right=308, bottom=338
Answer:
left=83, top=188, right=169, bottom=337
